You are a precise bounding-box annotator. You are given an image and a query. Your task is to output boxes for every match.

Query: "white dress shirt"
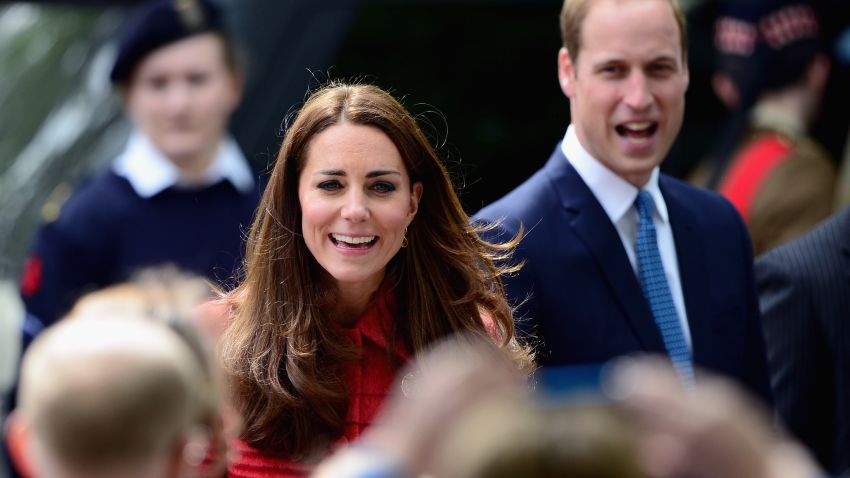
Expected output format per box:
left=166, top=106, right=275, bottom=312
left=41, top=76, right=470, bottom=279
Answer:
left=113, top=132, right=255, bottom=198
left=561, top=125, right=692, bottom=349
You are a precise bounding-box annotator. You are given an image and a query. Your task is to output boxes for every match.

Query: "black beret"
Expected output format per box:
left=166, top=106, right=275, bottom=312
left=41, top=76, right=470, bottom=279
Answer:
left=110, top=0, right=225, bottom=85
left=715, top=0, right=821, bottom=94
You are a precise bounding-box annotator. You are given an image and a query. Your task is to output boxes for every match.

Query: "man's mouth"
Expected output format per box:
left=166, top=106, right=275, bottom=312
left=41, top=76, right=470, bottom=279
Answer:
left=330, top=233, right=378, bottom=249
left=616, top=121, right=658, bottom=142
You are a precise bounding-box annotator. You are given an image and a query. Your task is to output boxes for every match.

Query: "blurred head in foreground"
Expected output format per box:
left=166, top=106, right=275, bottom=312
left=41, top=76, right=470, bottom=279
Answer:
left=316, top=339, right=824, bottom=478
left=6, top=269, right=224, bottom=478
left=314, top=336, right=643, bottom=478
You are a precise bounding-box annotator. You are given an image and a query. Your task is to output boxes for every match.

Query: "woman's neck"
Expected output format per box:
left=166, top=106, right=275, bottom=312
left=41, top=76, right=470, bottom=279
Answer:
left=333, top=275, right=384, bottom=326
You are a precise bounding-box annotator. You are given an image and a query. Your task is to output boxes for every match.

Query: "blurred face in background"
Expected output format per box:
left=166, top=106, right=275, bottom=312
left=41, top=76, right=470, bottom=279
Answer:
left=123, top=33, right=241, bottom=174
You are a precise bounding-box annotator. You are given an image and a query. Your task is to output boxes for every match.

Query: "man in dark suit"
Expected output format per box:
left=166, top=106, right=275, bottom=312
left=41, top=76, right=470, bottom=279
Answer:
left=756, top=208, right=850, bottom=475
left=475, top=0, right=771, bottom=402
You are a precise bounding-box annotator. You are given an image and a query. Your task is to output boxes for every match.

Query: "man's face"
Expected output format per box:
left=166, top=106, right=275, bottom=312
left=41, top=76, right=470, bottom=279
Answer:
left=124, top=33, right=241, bottom=171
left=558, top=0, right=688, bottom=187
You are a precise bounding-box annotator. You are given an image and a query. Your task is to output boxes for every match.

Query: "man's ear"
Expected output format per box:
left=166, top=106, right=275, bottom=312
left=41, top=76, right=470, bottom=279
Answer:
left=225, top=71, right=245, bottom=114
left=5, top=411, right=35, bottom=478
left=558, top=47, right=577, bottom=98
left=806, top=53, right=831, bottom=95
left=712, top=72, right=740, bottom=110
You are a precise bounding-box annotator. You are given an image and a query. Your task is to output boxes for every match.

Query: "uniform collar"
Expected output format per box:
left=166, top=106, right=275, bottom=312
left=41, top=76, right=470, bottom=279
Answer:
left=751, top=102, right=806, bottom=139
left=113, top=132, right=254, bottom=198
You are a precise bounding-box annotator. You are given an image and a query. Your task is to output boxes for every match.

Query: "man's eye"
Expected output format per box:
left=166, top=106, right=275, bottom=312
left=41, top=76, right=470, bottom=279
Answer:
left=187, top=72, right=209, bottom=86
left=371, top=182, right=396, bottom=193
left=146, top=77, right=168, bottom=90
left=318, top=180, right=342, bottom=191
left=599, top=65, right=624, bottom=76
left=650, top=64, right=675, bottom=75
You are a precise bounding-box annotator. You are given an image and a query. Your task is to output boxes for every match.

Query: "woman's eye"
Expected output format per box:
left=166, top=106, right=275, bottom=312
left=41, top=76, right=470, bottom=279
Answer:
left=371, top=181, right=396, bottom=193
left=318, top=180, right=342, bottom=191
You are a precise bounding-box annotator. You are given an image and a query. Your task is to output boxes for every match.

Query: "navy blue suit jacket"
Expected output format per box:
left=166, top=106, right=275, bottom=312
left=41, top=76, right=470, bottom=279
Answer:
left=475, top=146, right=772, bottom=403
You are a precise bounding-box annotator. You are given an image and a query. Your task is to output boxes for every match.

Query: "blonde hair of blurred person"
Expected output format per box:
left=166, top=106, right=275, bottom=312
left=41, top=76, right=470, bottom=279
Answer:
left=5, top=316, right=210, bottom=478
left=6, top=269, right=231, bottom=478
left=71, top=269, right=233, bottom=475
left=431, top=400, right=644, bottom=478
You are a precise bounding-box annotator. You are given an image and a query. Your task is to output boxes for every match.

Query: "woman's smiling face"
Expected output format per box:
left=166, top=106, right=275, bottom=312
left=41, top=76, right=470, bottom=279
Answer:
left=298, top=122, right=422, bottom=294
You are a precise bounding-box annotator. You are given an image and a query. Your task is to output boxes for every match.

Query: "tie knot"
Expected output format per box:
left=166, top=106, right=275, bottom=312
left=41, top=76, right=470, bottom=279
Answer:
left=635, top=190, right=654, bottom=220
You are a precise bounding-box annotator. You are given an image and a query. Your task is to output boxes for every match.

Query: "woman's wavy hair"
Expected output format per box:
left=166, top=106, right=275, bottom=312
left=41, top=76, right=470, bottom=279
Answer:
left=221, top=81, right=532, bottom=458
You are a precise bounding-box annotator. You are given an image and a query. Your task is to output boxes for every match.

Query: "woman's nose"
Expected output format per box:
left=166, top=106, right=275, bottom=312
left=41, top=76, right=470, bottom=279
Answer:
left=340, top=192, right=370, bottom=222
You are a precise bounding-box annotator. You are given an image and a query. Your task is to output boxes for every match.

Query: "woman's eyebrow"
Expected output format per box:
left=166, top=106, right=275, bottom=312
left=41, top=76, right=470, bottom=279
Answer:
left=366, top=169, right=402, bottom=178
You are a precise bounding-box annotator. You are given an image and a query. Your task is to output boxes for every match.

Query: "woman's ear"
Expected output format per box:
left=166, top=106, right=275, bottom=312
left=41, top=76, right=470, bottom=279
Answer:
left=409, top=182, right=423, bottom=218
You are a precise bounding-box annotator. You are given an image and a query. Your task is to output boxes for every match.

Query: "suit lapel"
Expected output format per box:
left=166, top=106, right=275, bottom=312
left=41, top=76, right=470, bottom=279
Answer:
left=548, top=151, right=665, bottom=351
left=660, top=177, right=713, bottom=365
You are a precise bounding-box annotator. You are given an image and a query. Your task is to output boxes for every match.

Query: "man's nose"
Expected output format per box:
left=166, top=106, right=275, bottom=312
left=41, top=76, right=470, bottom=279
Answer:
left=623, top=73, right=653, bottom=110
left=165, top=83, right=192, bottom=113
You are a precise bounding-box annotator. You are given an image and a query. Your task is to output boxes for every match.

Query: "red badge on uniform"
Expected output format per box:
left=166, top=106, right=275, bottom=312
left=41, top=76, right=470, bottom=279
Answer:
left=20, top=255, right=43, bottom=297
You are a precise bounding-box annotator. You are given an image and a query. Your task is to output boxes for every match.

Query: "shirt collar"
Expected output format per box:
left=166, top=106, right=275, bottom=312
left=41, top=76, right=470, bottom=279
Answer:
left=561, top=125, right=668, bottom=223
left=112, top=132, right=255, bottom=198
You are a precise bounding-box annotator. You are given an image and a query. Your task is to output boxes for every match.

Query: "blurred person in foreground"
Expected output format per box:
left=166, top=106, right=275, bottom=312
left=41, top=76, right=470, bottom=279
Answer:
left=474, top=0, right=771, bottom=401
left=756, top=207, right=850, bottom=475
left=4, top=288, right=219, bottom=478
left=9, top=267, right=232, bottom=478
left=18, top=0, right=259, bottom=343
left=213, top=82, right=533, bottom=476
left=316, top=340, right=823, bottom=478
left=709, top=1, right=835, bottom=255
left=315, top=337, right=645, bottom=478
left=608, top=357, right=823, bottom=478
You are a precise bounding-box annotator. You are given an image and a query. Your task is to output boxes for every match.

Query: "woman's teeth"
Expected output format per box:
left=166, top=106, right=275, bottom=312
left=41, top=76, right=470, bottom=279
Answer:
left=331, top=234, right=376, bottom=246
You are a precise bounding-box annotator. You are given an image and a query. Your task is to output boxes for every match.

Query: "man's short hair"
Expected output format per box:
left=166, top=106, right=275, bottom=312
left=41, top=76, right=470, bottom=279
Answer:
left=560, top=0, right=688, bottom=64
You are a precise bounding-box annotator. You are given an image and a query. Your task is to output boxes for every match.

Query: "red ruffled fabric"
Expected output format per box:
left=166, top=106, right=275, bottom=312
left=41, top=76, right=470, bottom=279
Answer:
left=227, top=292, right=410, bottom=478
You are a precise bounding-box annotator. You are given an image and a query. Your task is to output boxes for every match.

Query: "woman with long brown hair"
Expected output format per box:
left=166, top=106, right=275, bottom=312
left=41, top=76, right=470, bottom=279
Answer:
left=220, top=82, right=532, bottom=476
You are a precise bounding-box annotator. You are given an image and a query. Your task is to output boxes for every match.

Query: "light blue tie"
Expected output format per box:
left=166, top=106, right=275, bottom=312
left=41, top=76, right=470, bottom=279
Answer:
left=634, top=190, right=695, bottom=387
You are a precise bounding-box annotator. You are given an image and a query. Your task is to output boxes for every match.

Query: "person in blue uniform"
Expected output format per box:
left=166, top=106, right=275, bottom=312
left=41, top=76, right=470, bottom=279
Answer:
left=18, top=0, right=260, bottom=339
